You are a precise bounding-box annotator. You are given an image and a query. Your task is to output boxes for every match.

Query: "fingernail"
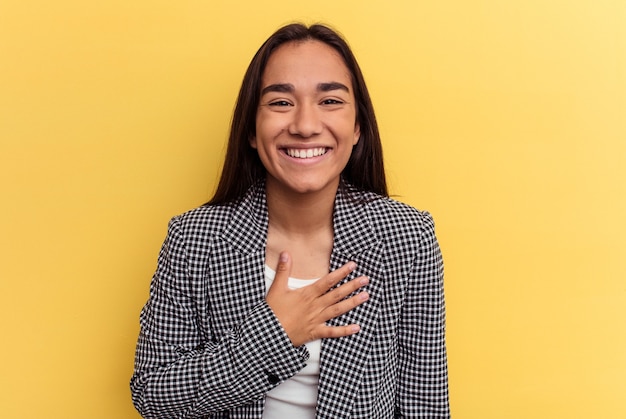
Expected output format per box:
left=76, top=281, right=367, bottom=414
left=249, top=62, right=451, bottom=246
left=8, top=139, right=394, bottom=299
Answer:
left=351, top=325, right=361, bottom=333
left=359, top=276, right=369, bottom=286
left=348, top=262, right=356, bottom=271
left=359, top=292, right=369, bottom=301
left=279, top=252, right=288, bottom=262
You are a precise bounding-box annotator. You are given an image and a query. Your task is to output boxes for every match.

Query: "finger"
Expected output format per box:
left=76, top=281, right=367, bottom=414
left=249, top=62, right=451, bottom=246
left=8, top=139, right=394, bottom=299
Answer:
left=321, top=290, right=369, bottom=321
left=315, top=324, right=361, bottom=340
left=321, top=275, right=369, bottom=305
left=269, top=251, right=292, bottom=291
left=313, top=261, right=357, bottom=294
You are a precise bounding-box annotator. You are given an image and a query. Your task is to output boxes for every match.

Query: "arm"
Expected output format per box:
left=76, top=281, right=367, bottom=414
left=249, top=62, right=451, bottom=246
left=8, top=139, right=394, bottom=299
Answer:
left=130, top=217, right=306, bottom=418
left=396, top=212, right=450, bottom=418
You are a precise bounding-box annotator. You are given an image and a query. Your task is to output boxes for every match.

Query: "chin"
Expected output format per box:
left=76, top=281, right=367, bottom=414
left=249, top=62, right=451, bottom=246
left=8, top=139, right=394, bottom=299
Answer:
left=289, top=183, right=329, bottom=195
left=269, top=176, right=340, bottom=196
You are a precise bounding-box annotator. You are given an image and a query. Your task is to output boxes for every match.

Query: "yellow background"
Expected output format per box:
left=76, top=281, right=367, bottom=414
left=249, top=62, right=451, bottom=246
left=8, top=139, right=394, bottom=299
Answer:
left=1, top=0, right=624, bottom=417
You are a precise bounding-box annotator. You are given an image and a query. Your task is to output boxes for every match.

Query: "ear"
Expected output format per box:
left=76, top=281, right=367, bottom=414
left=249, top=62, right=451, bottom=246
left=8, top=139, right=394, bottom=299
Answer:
left=353, top=122, right=361, bottom=145
left=250, top=136, right=257, bottom=149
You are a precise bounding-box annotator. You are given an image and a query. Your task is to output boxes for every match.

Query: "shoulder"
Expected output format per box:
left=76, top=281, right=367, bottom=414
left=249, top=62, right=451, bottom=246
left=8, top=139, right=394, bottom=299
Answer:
left=350, top=189, right=437, bottom=250
left=368, top=195, right=434, bottom=228
left=170, top=202, right=236, bottom=237
left=373, top=195, right=434, bottom=230
left=156, top=205, right=235, bottom=257
left=166, top=182, right=266, bottom=246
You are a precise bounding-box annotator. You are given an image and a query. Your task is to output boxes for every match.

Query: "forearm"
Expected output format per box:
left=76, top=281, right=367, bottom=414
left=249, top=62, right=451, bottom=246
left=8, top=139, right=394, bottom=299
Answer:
left=131, top=302, right=307, bottom=418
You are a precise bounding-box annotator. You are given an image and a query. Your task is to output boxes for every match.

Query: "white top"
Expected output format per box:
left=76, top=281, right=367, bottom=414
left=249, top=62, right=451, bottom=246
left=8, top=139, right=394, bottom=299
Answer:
left=262, top=265, right=321, bottom=419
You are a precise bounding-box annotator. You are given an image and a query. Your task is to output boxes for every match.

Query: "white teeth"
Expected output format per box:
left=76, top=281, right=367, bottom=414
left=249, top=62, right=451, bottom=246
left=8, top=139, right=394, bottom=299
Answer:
left=286, top=147, right=327, bottom=159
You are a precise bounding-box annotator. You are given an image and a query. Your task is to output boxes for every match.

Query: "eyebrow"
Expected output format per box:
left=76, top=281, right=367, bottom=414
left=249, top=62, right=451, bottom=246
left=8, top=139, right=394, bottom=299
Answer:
left=261, top=82, right=350, bottom=96
left=261, top=83, right=294, bottom=96
left=318, top=82, right=350, bottom=93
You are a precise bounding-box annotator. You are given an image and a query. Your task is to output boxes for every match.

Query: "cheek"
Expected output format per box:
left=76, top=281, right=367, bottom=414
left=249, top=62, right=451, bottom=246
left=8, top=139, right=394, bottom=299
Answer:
left=335, top=114, right=359, bottom=142
left=254, top=117, right=282, bottom=146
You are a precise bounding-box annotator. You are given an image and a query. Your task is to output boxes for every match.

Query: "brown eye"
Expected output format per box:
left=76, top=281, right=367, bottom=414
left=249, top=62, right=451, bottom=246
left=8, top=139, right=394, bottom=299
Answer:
left=269, top=100, right=292, bottom=107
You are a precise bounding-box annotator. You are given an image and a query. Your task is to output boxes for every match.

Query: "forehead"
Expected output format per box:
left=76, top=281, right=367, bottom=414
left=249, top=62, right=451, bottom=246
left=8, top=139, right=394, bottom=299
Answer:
left=262, top=40, right=353, bottom=87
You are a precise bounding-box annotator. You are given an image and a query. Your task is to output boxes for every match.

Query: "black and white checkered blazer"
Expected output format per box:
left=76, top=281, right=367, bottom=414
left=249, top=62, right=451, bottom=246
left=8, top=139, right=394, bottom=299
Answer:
left=131, top=180, right=450, bottom=418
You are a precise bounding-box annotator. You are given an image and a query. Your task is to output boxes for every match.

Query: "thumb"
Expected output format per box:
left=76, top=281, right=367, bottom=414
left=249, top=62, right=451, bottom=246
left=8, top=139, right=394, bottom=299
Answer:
left=270, top=251, right=291, bottom=290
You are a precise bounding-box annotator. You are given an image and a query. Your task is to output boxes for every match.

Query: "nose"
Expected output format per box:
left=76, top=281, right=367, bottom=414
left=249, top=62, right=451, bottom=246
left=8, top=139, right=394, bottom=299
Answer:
left=288, top=103, right=322, bottom=138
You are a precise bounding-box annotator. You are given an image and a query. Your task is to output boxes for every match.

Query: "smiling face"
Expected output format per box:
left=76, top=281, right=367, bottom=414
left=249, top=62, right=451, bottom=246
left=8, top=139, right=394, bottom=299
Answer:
left=250, top=40, right=361, bottom=198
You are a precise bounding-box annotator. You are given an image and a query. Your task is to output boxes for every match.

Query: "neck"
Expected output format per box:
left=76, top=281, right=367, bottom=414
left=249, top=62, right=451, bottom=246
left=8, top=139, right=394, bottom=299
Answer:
left=265, top=178, right=338, bottom=236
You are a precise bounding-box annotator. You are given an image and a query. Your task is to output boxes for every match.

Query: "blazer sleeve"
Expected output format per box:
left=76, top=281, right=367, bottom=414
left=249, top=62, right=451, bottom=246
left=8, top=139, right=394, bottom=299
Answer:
left=130, top=216, right=307, bottom=418
left=396, top=212, right=450, bottom=418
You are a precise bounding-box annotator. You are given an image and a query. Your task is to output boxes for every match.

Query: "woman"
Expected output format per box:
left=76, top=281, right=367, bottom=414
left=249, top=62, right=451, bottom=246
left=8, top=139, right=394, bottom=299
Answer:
left=131, top=23, right=450, bottom=418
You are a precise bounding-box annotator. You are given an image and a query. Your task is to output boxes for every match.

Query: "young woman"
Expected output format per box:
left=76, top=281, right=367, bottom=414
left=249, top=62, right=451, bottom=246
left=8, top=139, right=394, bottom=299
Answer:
left=131, top=23, right=450, bottom=418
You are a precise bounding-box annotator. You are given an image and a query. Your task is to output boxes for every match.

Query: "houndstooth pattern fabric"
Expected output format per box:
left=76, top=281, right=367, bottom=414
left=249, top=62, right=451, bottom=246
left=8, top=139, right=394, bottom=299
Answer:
left=131, top=180, right=450, bottom=418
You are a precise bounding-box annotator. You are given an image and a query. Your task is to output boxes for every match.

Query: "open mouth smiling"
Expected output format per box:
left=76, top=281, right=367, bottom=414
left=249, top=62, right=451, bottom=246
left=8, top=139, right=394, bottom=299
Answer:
left=284, top=147, right=329, bottom=159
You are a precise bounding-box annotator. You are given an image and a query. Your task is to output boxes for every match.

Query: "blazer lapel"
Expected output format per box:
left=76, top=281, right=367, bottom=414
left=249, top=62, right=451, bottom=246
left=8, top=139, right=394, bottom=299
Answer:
left=207, top=183, right=269, bottom=338
left=317, top=187, right=383, bottom=417
left=221, top=182, right=269, bottom=256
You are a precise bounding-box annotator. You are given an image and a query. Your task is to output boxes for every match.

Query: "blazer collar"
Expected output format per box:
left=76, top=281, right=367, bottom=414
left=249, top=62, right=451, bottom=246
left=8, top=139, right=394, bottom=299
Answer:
left=331, top=182, right=379, bottom=257
left=221, top=181, right=269, bottom=255
left=222, top=179, right=379, bottom=256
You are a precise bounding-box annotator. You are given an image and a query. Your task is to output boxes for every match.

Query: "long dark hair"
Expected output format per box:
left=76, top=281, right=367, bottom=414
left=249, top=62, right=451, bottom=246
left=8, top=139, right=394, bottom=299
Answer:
left=207, top=23, right=387, bottom=205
